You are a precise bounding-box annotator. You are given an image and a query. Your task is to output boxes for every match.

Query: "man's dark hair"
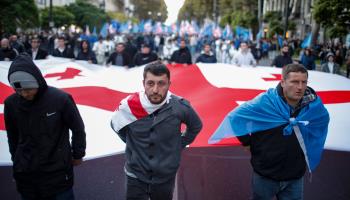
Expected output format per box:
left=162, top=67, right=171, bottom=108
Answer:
left=57, top=36, right=66, bottom=41
left=31, top=37, right=41, bottom=43
left=143, top=61, right=170, bottom=80
left=116, top=42, right=125, bottom=47
left=282, top=63, right=308, bottom=80
left=203, top=43, right=211, bottom=48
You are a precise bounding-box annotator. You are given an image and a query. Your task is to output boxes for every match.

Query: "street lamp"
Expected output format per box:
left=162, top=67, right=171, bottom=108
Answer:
left=157, top=12, right=161, bottom=21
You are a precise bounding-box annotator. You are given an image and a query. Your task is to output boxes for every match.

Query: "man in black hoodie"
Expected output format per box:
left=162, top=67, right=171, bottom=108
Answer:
left=271, top=45, right=293, bottom=68
left=195, top=44, right=217, bottom=63
left=133, top=43, right=158, bottom=66
left=4, top=54, right=86, bottom=200
left=170, top=39, right=192, bottom=65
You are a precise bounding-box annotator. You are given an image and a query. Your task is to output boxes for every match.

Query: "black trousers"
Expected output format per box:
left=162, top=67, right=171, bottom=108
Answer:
left=126, top=176, right=176, bottom=200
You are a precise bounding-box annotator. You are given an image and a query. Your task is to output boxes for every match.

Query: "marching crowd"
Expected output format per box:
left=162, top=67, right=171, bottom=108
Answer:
left=1, top=29, right=340, bottom=200
left=1, top=31, right=350, bottom=77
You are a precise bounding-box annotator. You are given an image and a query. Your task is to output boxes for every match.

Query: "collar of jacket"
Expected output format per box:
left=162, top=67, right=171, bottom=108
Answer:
left=276, top=83, right=317, bottom=115
left=150, top=95, right=180, bottom=127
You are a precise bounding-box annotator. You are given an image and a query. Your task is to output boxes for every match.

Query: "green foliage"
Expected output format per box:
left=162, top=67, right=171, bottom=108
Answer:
left=220, top=10, right=258, bottom=29
left=0, top=0, right=39, bottom=34
left=178, top=0, right=213, bottom=23
left=130, top=0, right=167, bottom=21
left=107, top=12, right=139, bottom=24
left=66, top=1, right=108, bottom=30
left=313, top=0, right=350, bottom=38
left=179, top=0, right=258, bottom=31
left=40, top=6, right=75, bottom=29
left=263, top=11, right=295, bottom=38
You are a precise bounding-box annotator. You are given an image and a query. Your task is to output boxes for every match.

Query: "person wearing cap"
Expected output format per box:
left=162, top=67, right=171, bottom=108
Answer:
left=133, top=43, right=158, bottom=66
left=321, top=53, right=341, bottom=75
left=4, top=54, right=86, bottom=200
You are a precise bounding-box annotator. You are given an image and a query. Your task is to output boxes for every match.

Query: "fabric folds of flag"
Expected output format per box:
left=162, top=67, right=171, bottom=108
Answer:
left=110, top=91, right=172, bottom=133
left=209, top=88, right=329, bottom=171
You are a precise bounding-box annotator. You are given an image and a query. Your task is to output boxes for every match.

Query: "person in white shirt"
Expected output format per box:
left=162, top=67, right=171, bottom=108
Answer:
left=92, top=37, right=107, bottom=65
left=233, top=41, right=256, bottom=67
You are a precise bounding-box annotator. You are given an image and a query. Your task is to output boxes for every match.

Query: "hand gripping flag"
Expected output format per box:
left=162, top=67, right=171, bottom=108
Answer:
left=209, top=88, right=330, bottom=171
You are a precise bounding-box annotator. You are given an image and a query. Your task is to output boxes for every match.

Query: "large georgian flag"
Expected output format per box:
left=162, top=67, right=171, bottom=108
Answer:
left=1, top=57, right=350, bottom=165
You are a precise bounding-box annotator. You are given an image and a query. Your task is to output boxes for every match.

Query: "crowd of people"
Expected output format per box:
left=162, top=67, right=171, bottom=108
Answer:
left=5, top=53, right=330, bottom=200
left=1, top=31, right=350, bottom=78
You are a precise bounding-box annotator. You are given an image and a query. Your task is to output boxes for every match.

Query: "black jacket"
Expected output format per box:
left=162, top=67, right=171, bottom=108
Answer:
left=4, top=54, right=86, bottom=198
left=117, top=95, right=202, bottom=184
left=76, top=50, right=97, bottom=64
left=170, top=47, right=192, bottom=64
left=237, top=84, right=311, bottom=181
left=76, top=41, right=97, bottom=64
left=133, top=52, right=158, bottom=66
left=52, top=47, right=75, bottom=59
left=272, top=54, right=293, bottom=68
left=196, top=53, right=217, bottom=63
left=26, top=48, right=48, bottom=60
left=107, top=51, right=132, bottom=67
left=1, top=47, right=17, bottom=61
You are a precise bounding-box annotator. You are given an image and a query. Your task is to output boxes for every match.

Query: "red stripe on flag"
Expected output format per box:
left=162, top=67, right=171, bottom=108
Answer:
left=317, top=91, right=350, bottom=104
left=63, top=86, right=129, bottom=111
left=0, top=114, right=4, bottom=131
left=127, top=93, right=148, bottom=119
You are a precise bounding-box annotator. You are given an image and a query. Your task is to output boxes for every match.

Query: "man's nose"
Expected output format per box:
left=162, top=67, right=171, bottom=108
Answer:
left=152, top=85, right=159, bottom=93
left=297, top=82, right=303, bottom=89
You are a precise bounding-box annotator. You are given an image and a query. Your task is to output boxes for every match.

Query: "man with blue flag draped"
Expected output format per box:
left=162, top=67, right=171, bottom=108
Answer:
left=209, top=64, right=329, bottom=200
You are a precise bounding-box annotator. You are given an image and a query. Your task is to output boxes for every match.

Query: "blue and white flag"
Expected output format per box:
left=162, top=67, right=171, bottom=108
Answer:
left=209, top=87, right=330, bottom=171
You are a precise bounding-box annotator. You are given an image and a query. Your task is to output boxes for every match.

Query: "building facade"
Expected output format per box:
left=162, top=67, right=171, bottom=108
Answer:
left=262, top=0, right=314, bottom=39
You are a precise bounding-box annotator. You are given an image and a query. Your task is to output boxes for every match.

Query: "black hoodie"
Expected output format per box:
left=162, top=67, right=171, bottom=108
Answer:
left=4, top=54, right=86, bottom=198
left=170, top=47, right=192, bottom=64
left=76, top=40, right=97, bottom=64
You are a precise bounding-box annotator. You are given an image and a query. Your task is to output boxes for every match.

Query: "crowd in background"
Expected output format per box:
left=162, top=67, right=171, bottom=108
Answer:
left=1, top=30, right=350, bottom=78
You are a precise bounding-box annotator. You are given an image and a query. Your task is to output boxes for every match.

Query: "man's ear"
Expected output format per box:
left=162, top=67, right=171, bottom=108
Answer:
left=280, top=79, right=285, bottom=88
left=142, top=79, right=145, bottom=87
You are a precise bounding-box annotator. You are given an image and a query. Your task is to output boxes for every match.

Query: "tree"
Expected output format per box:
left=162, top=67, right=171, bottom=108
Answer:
left=130, top=0, right=168, bottom=21
left=313, top=0, right=350, bottom=39
left=179, top=0, right=258, bottom=33
left=66, top=1, right=108, bottom=31
left=263, top=11, right=296, bottom=38
left=0, top=0, right=39, bottom=35
left=178, top=0, right=213, bottom=24
left=107, top=12, right=139, bottom=24
left=40, top=6, right=75, bottom=29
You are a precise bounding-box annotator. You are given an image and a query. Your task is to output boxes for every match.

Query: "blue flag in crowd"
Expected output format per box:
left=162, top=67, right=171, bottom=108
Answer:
left=235, top=26, right=250, bottom=41
left=301, top=33, right=312, bottom=48
left=223, top=24, right=233, bottom=40
left=100, top=23, right=109, bottom=38
left=277, top=34, right=284, bottom=47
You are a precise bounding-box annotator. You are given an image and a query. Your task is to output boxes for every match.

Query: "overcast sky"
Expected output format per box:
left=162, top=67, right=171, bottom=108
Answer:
left=164, top=0, right=185, bottom=25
